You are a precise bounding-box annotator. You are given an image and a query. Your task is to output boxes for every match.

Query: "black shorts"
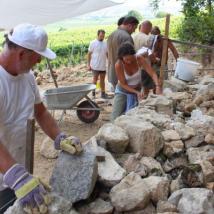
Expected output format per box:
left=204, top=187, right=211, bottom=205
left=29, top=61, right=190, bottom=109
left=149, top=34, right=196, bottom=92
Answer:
left=0, top=188, right=16, bottom=213
left=92, top=70, right=106, bottom=76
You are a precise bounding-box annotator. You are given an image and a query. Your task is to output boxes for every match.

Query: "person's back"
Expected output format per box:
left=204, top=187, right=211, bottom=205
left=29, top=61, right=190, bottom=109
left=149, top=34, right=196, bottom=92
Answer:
left=133, top=20, right=154, bottom=51
left=107, top=16, right=139, bottom=90
left=107, top=28, right=134, bottom=88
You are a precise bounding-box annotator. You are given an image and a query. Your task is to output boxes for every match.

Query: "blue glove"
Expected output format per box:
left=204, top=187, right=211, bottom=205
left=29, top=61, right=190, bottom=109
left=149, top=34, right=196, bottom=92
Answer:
left=3, top=164, right=50, bottom=213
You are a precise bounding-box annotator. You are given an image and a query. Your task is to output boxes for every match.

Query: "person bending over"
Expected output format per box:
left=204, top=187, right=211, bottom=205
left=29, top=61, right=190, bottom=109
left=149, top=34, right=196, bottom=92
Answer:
left=111, top=42, right=161, bottom=120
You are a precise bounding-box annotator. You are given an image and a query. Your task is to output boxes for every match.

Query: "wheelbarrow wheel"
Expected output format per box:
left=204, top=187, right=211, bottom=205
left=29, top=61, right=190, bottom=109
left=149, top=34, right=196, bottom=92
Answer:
left=76, top=100, right=100, bottom=123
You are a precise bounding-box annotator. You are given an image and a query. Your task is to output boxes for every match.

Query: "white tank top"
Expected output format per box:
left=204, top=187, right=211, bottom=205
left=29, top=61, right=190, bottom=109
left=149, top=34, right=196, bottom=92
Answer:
left=123, top=56, right=141, bottom=86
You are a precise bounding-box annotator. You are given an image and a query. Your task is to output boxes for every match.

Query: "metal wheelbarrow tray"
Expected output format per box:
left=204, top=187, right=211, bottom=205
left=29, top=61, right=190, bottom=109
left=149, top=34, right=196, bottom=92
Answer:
left=44, top=84, right=100, bottom=123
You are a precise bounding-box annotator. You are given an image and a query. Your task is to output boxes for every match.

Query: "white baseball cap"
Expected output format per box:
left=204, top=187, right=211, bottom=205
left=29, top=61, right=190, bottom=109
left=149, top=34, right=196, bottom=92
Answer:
left=8, top=23, right=56, bottom=60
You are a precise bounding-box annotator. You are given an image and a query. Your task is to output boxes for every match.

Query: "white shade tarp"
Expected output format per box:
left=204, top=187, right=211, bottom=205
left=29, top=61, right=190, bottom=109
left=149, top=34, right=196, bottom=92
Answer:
left=0, top=0, right=121, bottom=29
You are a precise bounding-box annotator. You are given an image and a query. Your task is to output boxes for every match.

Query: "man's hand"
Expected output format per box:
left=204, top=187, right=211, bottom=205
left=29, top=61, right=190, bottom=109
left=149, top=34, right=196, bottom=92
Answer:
left=3, top=164, right=50, bottom=213
left=137, top=92, right=144, bottom=100
left=54, top=133, right=83, bottom=155
left=87, top=65, right=92, bottom=71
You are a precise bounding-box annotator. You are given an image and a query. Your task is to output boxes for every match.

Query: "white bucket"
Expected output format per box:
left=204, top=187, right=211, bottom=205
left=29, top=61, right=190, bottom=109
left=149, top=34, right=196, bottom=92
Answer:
left=175, top=58, right=200, bottom=82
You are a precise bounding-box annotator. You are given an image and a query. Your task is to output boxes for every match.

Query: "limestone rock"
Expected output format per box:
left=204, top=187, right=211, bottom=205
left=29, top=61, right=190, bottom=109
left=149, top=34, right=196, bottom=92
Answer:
left=124, top=153, right=148, bottom=177
left=5, top=193, right=77, bottom=214
left=96, top=123, right=129, bottom=153
left=84, top=138, right=126, bottom=187
left=187, top=109, right=214, bottom=135
left=110, top=172, right=151, bottom=212
left=143, top=176, right=170, bottom=204
left=206, top=182, right=214, bottom=191
left=50, top=151, right=98, bottom=203
left=157, top=212, right=179, bottom=214
left=157, top=201, right=178, bottom=213
left=113, top=153, right=133, bottom=168
left=163, top=140, right=184, bottom=158
left=97, top=146, right=126, bottom=187
left=40, top=136, right=59, bottom=159
left=200, top=160, right=214, bottom=184
left=168, top=188, right=214, bottom=214
left=187, top=145, right=214, bottom=164
left=184, top=134, right=204, bottom=149
left=140, top=95, right=174, bottom=116
left=200, top=75, right=214, bottom=85
left=88, top=198, right=113, bottom=214
left=163, top=155, right=188, bottom=172
left=140, top=156, right=165, bottom=176
left=164, top=77, right=188, bottom=92
left=127, top=108, right=172, bottom=130
left=170, top=174, right=185, bottom=194
left=173, top=122, right=195, bottom=140
left=124, top=203, right=156, bottom=214
left=165, top=91, right=192, bottom=102
left=205, top=133, right=214, bottom=144
left=115, top=115, right=164, bottom=157
left=161, top=130, right=180, bottom=141
left=180, top=164, right=203, bottom=187
left=195, top=83, right=214, bottom=103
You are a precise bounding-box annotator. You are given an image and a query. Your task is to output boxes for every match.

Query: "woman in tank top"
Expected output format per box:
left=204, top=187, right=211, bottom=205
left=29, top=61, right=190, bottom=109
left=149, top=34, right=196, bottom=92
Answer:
left=111, top=42, right=162, bottom=120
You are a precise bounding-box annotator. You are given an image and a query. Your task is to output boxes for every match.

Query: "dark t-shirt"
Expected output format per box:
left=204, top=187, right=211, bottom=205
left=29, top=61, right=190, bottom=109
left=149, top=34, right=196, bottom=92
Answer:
left=107, top=28, right=134, bottom=87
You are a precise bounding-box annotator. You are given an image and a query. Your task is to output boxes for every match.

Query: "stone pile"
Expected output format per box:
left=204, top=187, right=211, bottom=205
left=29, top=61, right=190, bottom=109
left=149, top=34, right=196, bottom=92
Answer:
left=7, top=75, right=214, bottom=214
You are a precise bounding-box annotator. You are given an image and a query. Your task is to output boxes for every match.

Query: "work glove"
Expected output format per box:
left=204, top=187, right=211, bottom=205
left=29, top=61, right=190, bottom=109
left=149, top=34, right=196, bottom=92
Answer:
left=3, top=164, right=51, bottom=214
left=54, top=133, right=83, bottom=155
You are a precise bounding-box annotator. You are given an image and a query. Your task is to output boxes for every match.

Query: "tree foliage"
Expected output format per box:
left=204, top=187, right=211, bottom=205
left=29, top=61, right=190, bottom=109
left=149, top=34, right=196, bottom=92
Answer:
left=151, top=0, right=214, bottom=44
left=127, top=10, right=143, bottom=21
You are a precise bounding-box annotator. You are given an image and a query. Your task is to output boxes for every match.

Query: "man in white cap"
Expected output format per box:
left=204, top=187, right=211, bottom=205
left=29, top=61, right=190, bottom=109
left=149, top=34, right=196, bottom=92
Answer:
left=0, top=23, right=82, bottom=213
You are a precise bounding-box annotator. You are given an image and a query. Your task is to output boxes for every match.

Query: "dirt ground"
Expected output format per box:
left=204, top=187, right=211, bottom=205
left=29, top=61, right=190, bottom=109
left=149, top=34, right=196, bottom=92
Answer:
left=33, top=63, right=113, bottom=183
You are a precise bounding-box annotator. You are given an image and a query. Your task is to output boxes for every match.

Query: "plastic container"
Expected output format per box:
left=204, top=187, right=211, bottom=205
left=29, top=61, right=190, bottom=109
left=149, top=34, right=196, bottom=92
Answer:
left=174, top=58, right=200, bottom=82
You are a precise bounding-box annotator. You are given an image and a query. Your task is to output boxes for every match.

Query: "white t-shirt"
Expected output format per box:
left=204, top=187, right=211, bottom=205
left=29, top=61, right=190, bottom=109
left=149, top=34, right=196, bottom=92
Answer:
left=133, top=32, right=154, bottom=51
left=0, top=66, right=41, bottom=190
left=88, top=39, right=107, bottom=71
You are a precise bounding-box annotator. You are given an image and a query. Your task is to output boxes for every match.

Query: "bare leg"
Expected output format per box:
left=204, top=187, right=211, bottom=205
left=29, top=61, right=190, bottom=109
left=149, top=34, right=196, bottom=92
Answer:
left=92, top=73, right=99, bottom=97
left=93, top=73, right=99, bottom=85
left=100, top=72, right=106, bottom=93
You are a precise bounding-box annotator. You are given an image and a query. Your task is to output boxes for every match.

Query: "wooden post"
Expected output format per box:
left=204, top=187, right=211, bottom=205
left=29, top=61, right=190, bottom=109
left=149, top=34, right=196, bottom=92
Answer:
left=159, top=14, right=170, bottom=86
left=25, top=118, right=35, bottom=174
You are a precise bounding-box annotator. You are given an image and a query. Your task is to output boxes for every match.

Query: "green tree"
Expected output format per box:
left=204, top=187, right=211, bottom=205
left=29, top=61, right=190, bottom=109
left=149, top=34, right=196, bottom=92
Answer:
left=127, top=10, right=143, bottom=21
left=151, top=0, right=214, bottom=44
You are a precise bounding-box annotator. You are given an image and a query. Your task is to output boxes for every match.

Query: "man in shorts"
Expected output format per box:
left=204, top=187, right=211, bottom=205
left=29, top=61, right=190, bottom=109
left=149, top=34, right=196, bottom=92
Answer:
left=87, top=30, right=108, bottom=99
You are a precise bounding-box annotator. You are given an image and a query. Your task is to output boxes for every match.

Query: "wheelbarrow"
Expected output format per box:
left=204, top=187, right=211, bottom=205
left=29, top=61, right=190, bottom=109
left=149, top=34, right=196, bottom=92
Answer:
left=43, top=84, right=100, bottom=123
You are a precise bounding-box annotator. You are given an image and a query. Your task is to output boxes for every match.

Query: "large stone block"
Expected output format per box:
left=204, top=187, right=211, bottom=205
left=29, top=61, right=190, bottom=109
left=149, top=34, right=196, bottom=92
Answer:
left=127, top=108, right=172, bottom=130
left=187, top=145, right=214, bottom=164
left=139, top=95, right=174, bottom=116
left=115, top=115, right=164, bottom=157
left=84, top=138, right=126, bottom=187
left=143, top=176, right=170, bottom=204
left=50, top=151, right=98, bottom=203
left=161, top=130, right=180, bottom=141
left=96, top=123, right=129, bottom=153
left=168, top=188, right=214, bottom=214
left=110, top=173, right=151, bottom=212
